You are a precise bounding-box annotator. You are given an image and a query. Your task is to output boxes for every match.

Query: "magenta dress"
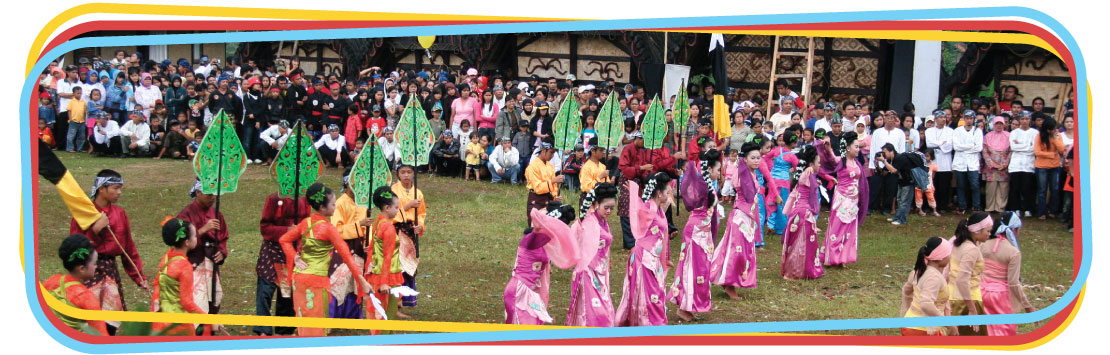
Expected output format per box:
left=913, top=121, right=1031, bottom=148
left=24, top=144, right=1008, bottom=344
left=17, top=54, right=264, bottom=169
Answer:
left=614, top=181, right=671, bottom=326
left=781, top=169, right=825, bottom=279
left=667, top=162, right=716, bottom=313
left=818, top=144, right=869, bottom=267
left=566, top=211, right=615, bottom=327
left=711, top=165, right=759, bottom=289
left=504, top=209, right=580, bottom=325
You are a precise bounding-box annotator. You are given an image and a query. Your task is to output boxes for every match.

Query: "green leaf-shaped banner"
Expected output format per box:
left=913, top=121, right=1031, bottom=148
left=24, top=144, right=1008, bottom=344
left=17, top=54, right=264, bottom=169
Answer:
left=673, top=83, right=690, bottom=137
left=553, top=93, right=581, bottom=151
left=595, top=91, right=624, bottom=150
left=193, top=109, right=248, bottom=195
left=349, top=140, right=392, bottom=207
left=396, top=99, right=435, bottom=166
left=641, top=95, right=668, bottom=150
left=270, top=121, right=322, bottom=196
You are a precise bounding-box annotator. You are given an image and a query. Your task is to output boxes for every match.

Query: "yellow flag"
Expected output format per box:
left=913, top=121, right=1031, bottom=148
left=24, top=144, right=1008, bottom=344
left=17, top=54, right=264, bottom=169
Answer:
left=713, top=94, right=732, bottom=139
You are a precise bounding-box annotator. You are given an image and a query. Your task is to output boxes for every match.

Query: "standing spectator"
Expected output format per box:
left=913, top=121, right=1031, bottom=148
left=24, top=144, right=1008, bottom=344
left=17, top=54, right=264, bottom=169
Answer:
left=952, top=111, right=984, bottom=213
left=89, top=112, right=121, bottom=157
left=476, top=90, right=499, bottom=142
left=133, top=73, right=161, bottom=119
left=242, top=78, right=265, bottom=163
left=512, top=122, right=534, bottom=183
left=868, top=111, right=906, bottom=216
left=925, top=112, right=955, bottom=213
left=149, top=115, right=165, bottom=156
left=1033, top=118, right=1066, bottom=219
left=450, top=84, right=480, bottom=132
left=463, top=132, right=483, bottom=181
left=119, top=111, right=151, bottom=157
left=769, top=99, right=795, bottom=137
left=562, top=145, right=586, bottom=192
left=494, top=95, right=520, bottom=142
left=982, top=116, right=1011, bottom=213
left=488, top=137, right=521, bottom=184
left=65, top=86, right=87, bottom=152
left=902, top=113, right=920, bottom=152
left=164, top=75, right=187, bottom=120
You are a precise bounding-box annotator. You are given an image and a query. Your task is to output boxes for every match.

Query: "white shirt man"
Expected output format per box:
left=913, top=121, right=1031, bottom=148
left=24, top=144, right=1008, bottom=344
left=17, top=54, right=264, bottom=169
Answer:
left=57, top=77, right=77, bottom=115
left=489, top=142, right=520, bottom=172
left=1008, top=124, right=1038, bottom=174
left=769, top=100, right=796, bottom=137
left=377, top=131, right=399, bottom=163
left=93, top=119, right=120, bottom=144
left=119, top=116, right=151, bottom=153
left=314, top=132, right=346, bottom=152
left=259, top=123, right=290, bottom=148
left=868, top=119, right=906, bottom=169
left=952, top=122, right=983, bottom=172
left=925, top=116, right=956, bottom=172
left=813, top=107, right=834, bottom=134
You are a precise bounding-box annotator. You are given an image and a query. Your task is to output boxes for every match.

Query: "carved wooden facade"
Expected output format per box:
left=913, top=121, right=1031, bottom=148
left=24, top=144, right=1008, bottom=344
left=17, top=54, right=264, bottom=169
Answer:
left=999, top=51, right=1071, bottom=114
left=724, top=35, right=882, bottom=105
left=516, top=33, right=634, bottom=85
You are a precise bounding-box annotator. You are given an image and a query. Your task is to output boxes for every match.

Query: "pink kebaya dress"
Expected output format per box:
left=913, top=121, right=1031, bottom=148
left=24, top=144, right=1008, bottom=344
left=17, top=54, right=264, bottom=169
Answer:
left=614, top=181, right=671, bottom=326
left=817, top=142, right=870, bottom=267
left=565, top=210, right=616, bottom=327
left=711, top=163, right=759, bottom=289
left=503, top=209, right=579, bottom=324
left=667, top=161, right=717, bottom=313
left=781, top=169, right=825, bottom=279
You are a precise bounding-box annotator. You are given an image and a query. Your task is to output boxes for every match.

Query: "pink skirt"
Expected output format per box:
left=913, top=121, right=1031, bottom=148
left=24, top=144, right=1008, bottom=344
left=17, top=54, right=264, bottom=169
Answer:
left=981, top=276, right=1016, bottom=336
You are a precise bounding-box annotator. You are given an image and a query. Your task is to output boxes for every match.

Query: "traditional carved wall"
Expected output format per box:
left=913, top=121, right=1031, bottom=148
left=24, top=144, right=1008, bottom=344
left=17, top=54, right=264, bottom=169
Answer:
left=999, top=51, right=1071, bottom=113
left=516, top=34, right=631, bottom=84
left=275, top=42, right=344, bottom=77
left=725, top=35, right=880, bottom=106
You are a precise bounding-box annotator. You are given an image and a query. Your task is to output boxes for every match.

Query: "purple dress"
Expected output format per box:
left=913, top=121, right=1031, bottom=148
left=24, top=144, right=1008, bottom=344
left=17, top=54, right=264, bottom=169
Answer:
left=614, top=181, right=671, bottom=326
left=818, top=143, right=869, bottom=267
left=667, top=162, right=716, bottom=313
left=781, top=169, right=825, bottom=279
left=504, top=209, right=580, bottom=325
left=566, top=211, right=615, bottom=327
left=711, top=165, right=759, bottom=288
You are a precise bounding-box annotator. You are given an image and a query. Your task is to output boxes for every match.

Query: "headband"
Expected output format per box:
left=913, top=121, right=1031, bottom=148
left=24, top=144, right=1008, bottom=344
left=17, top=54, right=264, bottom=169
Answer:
left=967, top=215, right=994, bottom=233
left=90, top=176, right=124, bottom=197
left=540, top=142, right=554, bottom=150
left=925, top=238, right=953, bottom=262
left=189, top=179, right=203, bottom=198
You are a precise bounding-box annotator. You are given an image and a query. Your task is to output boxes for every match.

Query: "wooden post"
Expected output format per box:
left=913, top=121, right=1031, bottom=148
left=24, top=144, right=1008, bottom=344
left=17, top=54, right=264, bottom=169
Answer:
left=767, top=36, right=780, bottom=119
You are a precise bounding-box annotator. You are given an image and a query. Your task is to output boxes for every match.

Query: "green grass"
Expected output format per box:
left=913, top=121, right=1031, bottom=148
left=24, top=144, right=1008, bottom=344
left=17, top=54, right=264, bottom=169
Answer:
left=35, top=152, right=1074, bottom=336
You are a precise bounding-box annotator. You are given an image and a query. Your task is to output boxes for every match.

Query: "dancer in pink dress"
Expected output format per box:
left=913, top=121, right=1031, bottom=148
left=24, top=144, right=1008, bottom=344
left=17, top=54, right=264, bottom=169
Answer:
left=566, top=182, right=619, bottom=327
left=817, top=132, right=870, bottom=267
left=615, top=173, right=675, bottom=326
left=503, top=203, right=580, bottom=325
left=711, top=142, right=763, bottom=299
left=781, top=145, right=825, bottom=279
left=980, top=215, right=1035, bottom=336
left=668, top=149, right=721, bottom=321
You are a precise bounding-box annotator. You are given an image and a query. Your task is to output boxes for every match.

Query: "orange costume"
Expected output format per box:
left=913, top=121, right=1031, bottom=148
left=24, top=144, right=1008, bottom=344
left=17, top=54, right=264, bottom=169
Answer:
left=280, top=213, right=365, bottom=336
left=366, top=215, right=405, bottom=325
left=44, top=274, right=109, bottom=336
left=150, top=249, right=206, bottom=335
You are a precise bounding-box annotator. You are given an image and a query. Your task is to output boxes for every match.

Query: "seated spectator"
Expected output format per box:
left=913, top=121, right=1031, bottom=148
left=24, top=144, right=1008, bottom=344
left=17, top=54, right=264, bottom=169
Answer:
left=315, top=124, right=350, bottom=168
left=89, top=112, right=120, bottom=157
left=257, top=119, right=290, bottom=165
left=39, top=118, right=55, bottom=149
left=119, top=111, right=151, bottom=157
left=562, top=145, right=585, bottom=191
left=187, top=129, right=203, bottom=159
left=149, top=115, right=165, bottom=155
left=157, top=119, right=188, bottom=159
left=488, top=136, right=520, bottom=184
left=377, top=126, right=398, bottom=170
left=432, top=130, right=463, bottom=177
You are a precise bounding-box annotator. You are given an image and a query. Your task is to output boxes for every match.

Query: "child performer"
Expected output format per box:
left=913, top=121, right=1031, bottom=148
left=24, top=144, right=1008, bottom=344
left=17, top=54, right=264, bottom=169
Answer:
left=366, top=186, right=410, bottom=329
left=525, top=140, right=563, bottom=226
left=328, top=169, right=371, bottom=321
left=979, top=216, right=1035, bottom=336
left=504, top=202, right=579, bottom=324
left=817, top=132, right=870, bottom=268
left=669, top=149, right=721, bottom=321
left=69, top=169, right=148, bottom=334
left=614, top=173, right=675, bottom=326
left=151, top=218, right=206, bottom=335
left=280, top=182, right=371, bottom=336
left=753, top=137, right=778, bottom=248
left=391, top=164, right=427, bottom=313
left=900, top=237, right=956, bottom=336
left=566, top=183, right=618, bottom=327
left=177, top=180, right=229, bottom=329
left=948, top=212, right=991, bottom=336
left=44, top=234, right=109, bottom=335
left=780, top=146, right=825, bottom=280
left=578, top=138, right=612, bottom=203
left=711, top=142, right=762, bottom=299
left=765, top=131, right=800, bottom=236
left=254, top=182, right=310, bottom=336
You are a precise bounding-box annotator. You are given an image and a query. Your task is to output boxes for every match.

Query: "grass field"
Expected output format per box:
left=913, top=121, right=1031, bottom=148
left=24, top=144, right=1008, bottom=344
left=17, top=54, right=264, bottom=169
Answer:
left=35, top=152, right=1075, bottom=336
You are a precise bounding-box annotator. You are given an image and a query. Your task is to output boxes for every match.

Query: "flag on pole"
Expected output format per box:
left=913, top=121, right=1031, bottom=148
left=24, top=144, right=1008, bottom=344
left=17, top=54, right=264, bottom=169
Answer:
left=37, top=140, right=100, bottom=230
left=709, top=33, right=732, bottom=139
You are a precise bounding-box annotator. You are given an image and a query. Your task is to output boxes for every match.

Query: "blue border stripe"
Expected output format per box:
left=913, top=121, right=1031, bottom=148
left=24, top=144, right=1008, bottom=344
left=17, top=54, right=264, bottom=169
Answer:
left=21, top=6, right=1089, bottom=352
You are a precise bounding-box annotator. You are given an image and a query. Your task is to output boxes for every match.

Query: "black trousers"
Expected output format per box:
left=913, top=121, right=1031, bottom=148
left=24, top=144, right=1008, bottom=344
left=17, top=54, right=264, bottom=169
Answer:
left=436, top=156, right=464, bottom=177
left=253, top=277, right=294, bottom=335
left=90, top=136, right=121, bottom=156
left=868, top=172, right=898, bottom=213
left=934, top=171, right=954, bottom=212
left=1008, top=171, right=1037, bottom=213
left=318, top=146, right=352, bottom=167
left=54, top=111, right=69, bottom=149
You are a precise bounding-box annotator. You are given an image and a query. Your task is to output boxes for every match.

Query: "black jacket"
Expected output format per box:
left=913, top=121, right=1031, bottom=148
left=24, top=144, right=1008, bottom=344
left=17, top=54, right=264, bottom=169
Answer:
left=432, top=139, right=461, bottom=159
left=243, top=91, right=265, bottom=125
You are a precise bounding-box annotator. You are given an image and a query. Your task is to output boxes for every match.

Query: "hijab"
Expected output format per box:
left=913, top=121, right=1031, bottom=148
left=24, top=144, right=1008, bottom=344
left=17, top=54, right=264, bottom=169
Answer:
left=140, top=73, right=153, bottom=88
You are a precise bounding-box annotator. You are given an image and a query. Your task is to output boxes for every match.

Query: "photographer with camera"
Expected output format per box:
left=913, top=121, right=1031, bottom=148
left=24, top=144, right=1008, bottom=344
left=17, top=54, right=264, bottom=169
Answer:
left=876, top=143, right=929, bottom=226
left=867, top=110, right=906, bottom=216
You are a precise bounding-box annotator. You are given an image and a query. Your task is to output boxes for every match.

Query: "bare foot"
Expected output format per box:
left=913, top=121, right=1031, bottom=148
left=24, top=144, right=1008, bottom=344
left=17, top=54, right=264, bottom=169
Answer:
left=724, top=286, right=740, bottom=300
left=933, top=212, right=941, bottom=217
left=396, top=310, right=412, bottom=319
left=677, top=309, right=694, bottom=322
